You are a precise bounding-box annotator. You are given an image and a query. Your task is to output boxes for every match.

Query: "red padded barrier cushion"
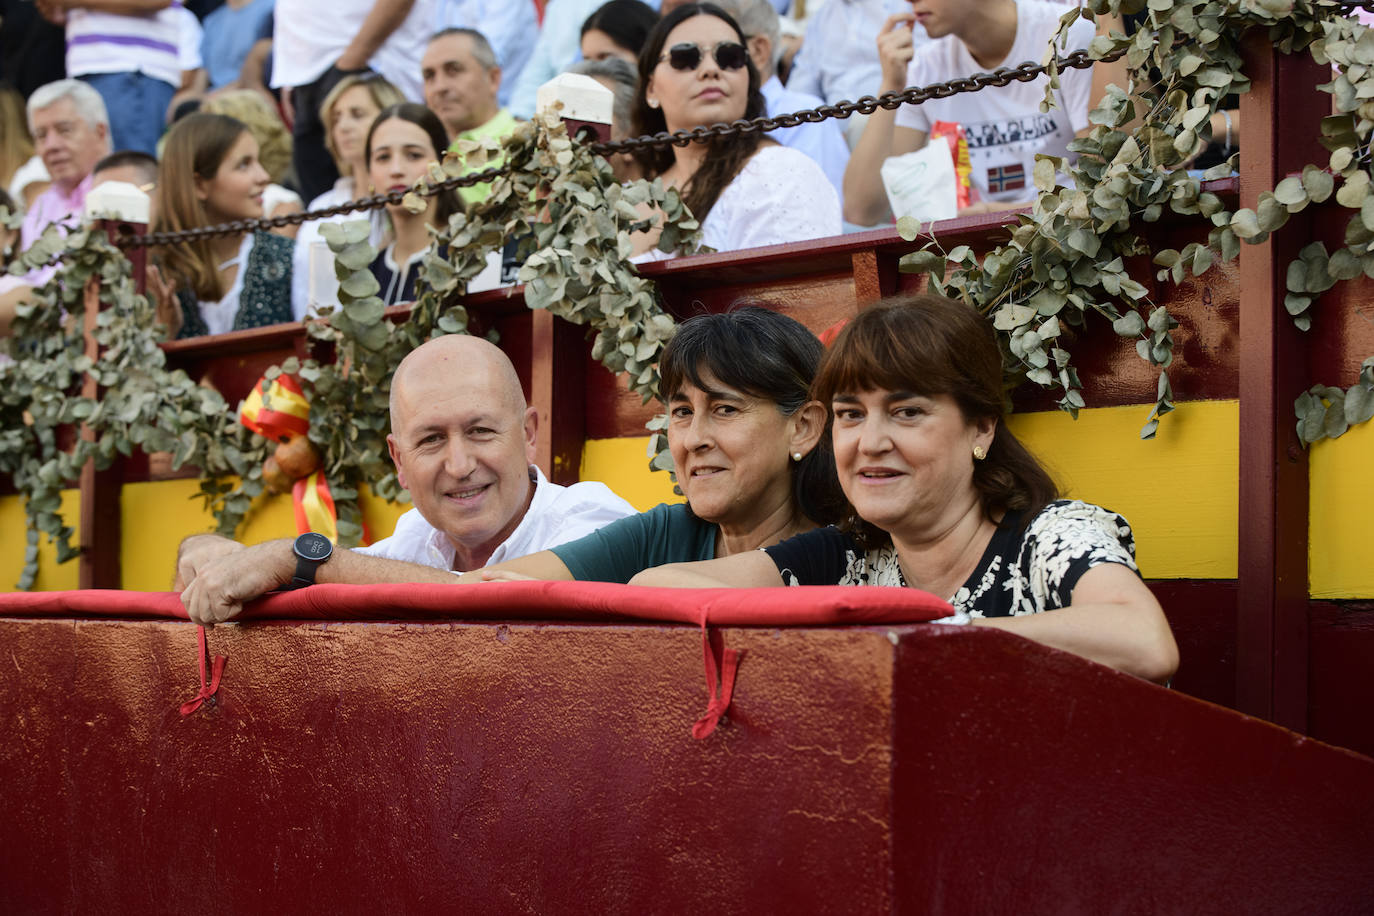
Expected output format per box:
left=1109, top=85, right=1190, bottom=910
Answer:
left=0, top=582, right=953, bottom=626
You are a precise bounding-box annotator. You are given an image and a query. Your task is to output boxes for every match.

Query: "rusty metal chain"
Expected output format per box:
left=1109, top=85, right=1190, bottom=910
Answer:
left=108, top=47, right=1120, bottom=250
left=590, top=47, right=1122, bottom=156
left=114, top=163, right=510, bottom=248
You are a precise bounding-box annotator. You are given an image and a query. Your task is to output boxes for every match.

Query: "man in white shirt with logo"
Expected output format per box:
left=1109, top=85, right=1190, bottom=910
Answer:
left=842, top=0, right=1096, bottom=225
left=178, top=335, right=637, bottom=624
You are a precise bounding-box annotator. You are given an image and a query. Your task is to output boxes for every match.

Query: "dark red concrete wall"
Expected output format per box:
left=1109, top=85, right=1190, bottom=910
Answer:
left=2, top=613, right=1370, bottom=913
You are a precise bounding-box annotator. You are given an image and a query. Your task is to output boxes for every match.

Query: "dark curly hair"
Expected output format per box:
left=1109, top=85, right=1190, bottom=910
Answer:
left=630, top=2, right=771, bottom=224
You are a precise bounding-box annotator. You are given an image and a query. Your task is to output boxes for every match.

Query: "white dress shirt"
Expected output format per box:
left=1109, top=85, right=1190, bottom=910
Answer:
left=353, top=465, right=637, bottom=571
left=270, top=0, right=434, bottom=101
left=506, top=0, right=606, bottom=119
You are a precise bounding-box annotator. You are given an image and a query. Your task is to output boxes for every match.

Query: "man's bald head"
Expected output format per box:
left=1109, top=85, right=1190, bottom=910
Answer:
left=385, top=334, right=540, bottom=570
left=390, top=334, right=527, bottom=429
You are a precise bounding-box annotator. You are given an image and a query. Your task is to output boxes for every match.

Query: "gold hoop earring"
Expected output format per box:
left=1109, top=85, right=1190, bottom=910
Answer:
left=972, top=445, right=987, bottom=461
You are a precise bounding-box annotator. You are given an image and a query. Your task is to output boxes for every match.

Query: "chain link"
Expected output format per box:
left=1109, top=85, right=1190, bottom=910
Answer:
left=115, top=163, right=510, bottom=248
left=587, top=48, right=1120, bottom=156
left=104, top=47, right=1123, bottom=249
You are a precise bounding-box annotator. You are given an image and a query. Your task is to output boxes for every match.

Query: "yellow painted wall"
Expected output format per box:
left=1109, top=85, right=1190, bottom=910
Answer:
left=582, top=400, right=1242, bottom=581
left=0, top=480, right=412, bottom=594
left=580, top=436, right=682, bottom=512
left=0, top=489, right=81, bottom=591
left=1007, top=401, right=1239, bottom=580
left=18, top=399, right=1374, bottom=596
left=118, top=480, right=412, bottom=592
left=1309, top=417, right=1374, bottom=599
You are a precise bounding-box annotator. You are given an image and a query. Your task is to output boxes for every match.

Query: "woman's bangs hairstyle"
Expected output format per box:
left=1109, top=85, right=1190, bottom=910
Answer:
left=631, top=3, right=767, bottom=222
left=658, top=306, right=845, bottom=526
left=365, top=103, right=463, bottom=226
left=814, top=294, right=1059, bottom=541
left=320, top=72, right=405, bottom=174
left=151, top=112, right=252, bottom=302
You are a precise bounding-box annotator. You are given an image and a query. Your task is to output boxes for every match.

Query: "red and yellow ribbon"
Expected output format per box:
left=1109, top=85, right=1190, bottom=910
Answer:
left=293, top=471, right=338, bottom=542
left=240, top=374, right=310, bottom=442
left=239, top=374, right=342, bottom=542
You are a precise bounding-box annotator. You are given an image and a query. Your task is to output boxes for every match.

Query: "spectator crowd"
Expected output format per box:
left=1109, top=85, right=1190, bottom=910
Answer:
left=2, top=0, right=1153, bottom=342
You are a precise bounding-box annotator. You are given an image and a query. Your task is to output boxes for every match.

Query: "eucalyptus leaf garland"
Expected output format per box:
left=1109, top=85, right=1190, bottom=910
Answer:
left=899, top=0, right=1374, bottom=442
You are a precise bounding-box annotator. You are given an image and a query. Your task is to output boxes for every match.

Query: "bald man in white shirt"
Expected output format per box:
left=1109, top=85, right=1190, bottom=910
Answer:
left=177, top=335, right=637, bottom=624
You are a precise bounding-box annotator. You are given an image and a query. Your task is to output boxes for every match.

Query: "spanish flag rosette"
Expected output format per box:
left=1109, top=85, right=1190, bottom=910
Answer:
left=239, top=374, right=339, bottom=542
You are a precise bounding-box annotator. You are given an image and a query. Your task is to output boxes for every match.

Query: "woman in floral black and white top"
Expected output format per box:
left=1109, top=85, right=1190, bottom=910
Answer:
left=630, top=294, right=1180, bottom=683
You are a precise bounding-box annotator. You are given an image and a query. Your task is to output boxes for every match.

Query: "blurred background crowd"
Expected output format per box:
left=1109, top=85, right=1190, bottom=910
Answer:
left=0, top=0, right=1240, bottom=342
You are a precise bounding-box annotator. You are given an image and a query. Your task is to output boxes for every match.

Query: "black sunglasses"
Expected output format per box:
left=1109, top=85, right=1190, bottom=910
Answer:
left=659, top=41, right=748, bottom=72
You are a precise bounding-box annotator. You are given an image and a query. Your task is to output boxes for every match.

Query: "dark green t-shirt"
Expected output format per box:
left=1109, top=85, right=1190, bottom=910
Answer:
left=549, top=502, right=718, bottom=583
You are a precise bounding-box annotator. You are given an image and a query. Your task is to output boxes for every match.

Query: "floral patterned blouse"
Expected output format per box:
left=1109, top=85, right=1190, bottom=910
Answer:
left=763, top=500, right=1139, bottom=617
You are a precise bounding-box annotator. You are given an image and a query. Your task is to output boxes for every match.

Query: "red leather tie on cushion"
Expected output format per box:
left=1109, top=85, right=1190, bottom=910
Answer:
left=179, top=626, right=227, bottom=716
left=691, top=614, right=741, bottom=740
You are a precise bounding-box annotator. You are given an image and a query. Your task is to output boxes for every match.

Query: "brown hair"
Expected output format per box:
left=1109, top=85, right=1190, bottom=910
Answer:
left=630, top=3, right=771, bottom=224
left=319, top=73, right=405, bottom=175
left=813, top=294, right=1059, bottom=546
left=152, top=113, right=252, bottom=302
left=365, top=103, right=464, bottom=228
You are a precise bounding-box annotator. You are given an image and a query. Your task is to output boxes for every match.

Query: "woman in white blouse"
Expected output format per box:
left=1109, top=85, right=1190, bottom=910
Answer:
left=292, top=74, right=404, bottom=317
left=630, top=2, right=841, bottom=259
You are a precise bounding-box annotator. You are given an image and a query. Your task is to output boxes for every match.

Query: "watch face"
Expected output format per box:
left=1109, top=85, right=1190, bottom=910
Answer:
left=296, top=532, right=333, bottom=560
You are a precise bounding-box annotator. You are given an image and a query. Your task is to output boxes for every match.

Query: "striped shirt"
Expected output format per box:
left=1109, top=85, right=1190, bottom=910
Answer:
left=65, top=3, right=187, bottom=87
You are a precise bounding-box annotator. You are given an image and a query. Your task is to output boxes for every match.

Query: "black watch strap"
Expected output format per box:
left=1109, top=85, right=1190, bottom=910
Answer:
left=288, top=532, right=333, bottom=589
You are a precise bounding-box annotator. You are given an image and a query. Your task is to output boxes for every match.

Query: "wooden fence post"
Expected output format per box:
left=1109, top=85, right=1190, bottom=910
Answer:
left=1235, top=36, right=1328, bottom=729
left=76, top=188, right=149, bottom=589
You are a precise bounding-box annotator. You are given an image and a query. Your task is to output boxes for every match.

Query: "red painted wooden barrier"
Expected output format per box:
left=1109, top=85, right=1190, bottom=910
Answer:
left=1, top=585, right=1370, bottom=913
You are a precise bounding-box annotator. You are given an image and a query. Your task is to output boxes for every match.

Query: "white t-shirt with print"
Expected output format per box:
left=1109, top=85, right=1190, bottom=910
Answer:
left=894, top=0, right=1095, bottom=203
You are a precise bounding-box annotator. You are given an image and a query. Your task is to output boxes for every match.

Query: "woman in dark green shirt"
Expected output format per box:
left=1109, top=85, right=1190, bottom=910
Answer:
left=472, top=307, right=846, bottom=583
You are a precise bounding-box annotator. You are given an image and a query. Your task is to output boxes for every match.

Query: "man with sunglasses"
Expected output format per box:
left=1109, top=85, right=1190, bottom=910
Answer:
left=713, top=0, right=850, bottom=209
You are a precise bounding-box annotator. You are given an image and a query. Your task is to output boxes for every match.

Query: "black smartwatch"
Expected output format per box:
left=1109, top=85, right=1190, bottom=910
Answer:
left=288, top=532, right=333, bottom=589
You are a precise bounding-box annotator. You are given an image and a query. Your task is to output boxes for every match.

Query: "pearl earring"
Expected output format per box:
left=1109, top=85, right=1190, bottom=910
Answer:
left=791, top=452, right=803, bottom=462
left=972, top=445, right=987, bottom=461
left=648, top=98, right=660, bottom=109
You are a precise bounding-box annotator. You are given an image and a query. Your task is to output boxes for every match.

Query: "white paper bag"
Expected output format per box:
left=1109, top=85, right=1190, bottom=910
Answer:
left=881, top=139, right=958, bottom=223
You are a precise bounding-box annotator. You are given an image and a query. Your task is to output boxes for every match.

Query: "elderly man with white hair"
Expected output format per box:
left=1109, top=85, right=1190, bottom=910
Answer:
left=0, top=79, right=111, bottom=334
left=18, top=79, right=111, bottom=251
left=713, top=0, right=850, bottom=208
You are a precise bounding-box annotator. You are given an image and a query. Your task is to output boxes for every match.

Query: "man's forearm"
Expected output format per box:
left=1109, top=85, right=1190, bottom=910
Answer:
left=843, top=109, right=903, bottom=226
left=322, top=546, right=467, bottom=585
left=238, top=38, right=274, bottom=90
left=336, top=0, right=416, bottom=71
